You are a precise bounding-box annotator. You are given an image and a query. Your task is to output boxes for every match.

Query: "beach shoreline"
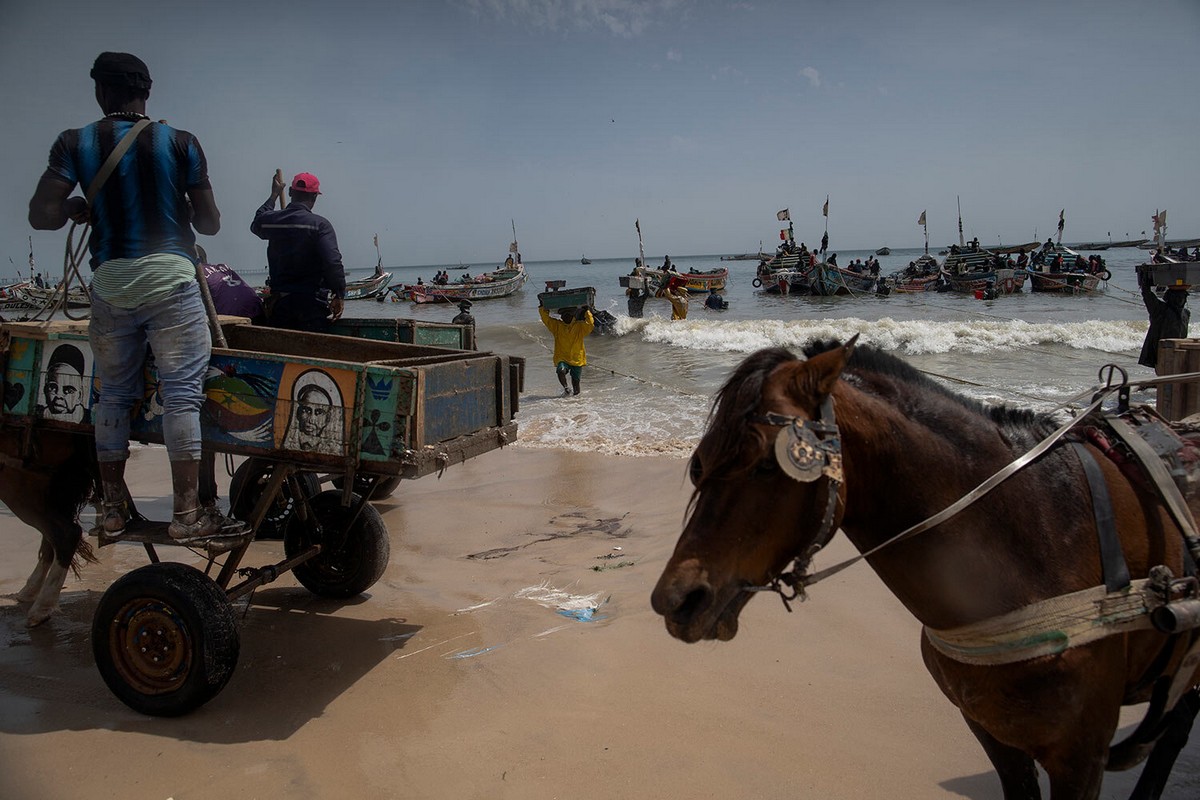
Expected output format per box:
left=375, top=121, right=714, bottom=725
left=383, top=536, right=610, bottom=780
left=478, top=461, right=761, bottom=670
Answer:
left=1, top=444, right=1198, bottom=799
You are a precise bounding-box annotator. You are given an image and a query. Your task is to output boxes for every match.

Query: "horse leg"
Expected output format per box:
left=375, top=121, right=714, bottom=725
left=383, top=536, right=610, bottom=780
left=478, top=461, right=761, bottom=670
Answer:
left=1128, top=687, right=1200, bottom=800
left=962, top=715, right=1042, bottom=800
left=14, top=539, right=53, bottom=603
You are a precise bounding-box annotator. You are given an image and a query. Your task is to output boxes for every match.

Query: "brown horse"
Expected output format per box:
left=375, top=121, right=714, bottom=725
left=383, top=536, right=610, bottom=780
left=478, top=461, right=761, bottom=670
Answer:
left=652, top=339, right=1200, bottom=799
left=1, top=424, right=99, bottom=627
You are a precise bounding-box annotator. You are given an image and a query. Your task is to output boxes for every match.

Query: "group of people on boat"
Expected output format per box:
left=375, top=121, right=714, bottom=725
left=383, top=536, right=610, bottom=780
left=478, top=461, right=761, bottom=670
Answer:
left=1152, top=246, right=1200, bottom=263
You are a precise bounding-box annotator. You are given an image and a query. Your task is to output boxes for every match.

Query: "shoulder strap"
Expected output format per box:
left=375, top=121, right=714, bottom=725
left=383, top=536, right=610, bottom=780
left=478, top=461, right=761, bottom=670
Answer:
left=85, top=119, right=151, bottom=205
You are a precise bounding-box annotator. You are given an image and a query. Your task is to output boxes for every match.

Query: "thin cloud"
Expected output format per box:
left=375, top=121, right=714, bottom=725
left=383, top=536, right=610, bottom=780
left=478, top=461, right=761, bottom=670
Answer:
left=667, top=49, right=682, bottom=61
left=466, top=0, right=689, bottom=37
left=800, top=66, right=821, bottom=88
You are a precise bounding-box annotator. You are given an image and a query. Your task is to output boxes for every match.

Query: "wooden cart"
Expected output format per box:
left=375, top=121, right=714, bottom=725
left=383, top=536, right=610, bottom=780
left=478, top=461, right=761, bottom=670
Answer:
left=1, top=316, right=524, bottom=715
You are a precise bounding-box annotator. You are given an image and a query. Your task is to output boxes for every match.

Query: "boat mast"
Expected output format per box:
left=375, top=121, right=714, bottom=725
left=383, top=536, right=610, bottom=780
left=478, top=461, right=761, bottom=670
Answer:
left=510, top=219, right=520, bottom=264
left=957, top=196, right=964, bottom=248
left=636, top=219, right=647, bottom=271
left=373, top=233, right=383, bottom=274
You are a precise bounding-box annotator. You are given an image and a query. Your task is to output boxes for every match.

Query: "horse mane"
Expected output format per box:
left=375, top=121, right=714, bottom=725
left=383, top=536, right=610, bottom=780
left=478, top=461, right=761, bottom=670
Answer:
left=700, top=347, right=799, bottom=480
left=802, top=339, right=1056, bottom=443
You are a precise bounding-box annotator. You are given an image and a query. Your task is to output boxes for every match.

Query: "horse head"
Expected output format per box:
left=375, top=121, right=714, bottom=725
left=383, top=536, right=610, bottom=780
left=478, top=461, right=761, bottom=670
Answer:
left=651, top=337, right=857, bottom=643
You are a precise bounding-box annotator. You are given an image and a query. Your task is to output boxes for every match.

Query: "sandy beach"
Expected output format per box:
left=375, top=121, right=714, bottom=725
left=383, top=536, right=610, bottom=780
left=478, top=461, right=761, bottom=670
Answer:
left=2, top=444, right=1198, bottom=799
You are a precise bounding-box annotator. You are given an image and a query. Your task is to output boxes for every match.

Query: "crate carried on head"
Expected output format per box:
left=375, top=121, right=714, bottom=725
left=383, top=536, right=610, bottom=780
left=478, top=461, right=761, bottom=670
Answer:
left=538, top=284, right=595, bottom=312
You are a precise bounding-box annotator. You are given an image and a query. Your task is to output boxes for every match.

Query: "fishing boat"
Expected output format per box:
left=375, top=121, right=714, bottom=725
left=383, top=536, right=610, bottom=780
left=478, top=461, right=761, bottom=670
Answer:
left=809, top=262, right=882, bottom=296
left=875, top=247, right=891, bottom=256
left=887, top=254, right=945, bottom=293
left=0, top=281, right=34, bottom=312
left=343, top=268, right=392, bottom=300
left=1027, top=243, right=1108, bottom=294
left=752, top=252, right=812, bottom=294
left=1139, top=238, right=1200, bottom=250
left=943, top=249, right=1026, bottom=294
left=992, top=241, right=1042, bottom=256
left=639, top=266, right=729, bottom=294
left=13, top=283, right=92, bottom=309
left=409, top=263, right=527, bottom=304
left=408, top=222, right=528, bottom=304
left=581, top=255, right=592, bottom=265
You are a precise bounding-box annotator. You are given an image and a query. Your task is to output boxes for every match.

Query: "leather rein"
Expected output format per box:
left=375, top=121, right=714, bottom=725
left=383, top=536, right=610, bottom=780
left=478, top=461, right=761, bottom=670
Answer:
left=743, top=371, right=1131, bottom=611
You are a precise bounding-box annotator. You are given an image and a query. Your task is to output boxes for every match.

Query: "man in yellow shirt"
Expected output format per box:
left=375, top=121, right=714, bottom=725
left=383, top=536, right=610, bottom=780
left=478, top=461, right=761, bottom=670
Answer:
left=538, top=302, right=595, bottom=396
left=664, top=283, right=689, bottom=320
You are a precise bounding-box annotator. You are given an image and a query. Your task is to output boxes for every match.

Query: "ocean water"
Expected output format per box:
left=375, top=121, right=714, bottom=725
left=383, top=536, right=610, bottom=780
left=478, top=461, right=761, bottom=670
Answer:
left=335, top=245, right=1161, bottom=457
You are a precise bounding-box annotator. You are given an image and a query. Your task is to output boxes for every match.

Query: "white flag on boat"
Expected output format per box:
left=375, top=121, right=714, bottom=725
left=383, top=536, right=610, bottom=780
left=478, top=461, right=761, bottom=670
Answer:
left=917, top=210, right=926, bottom=226
left=509, top=241, right=519, bottom=253
left=776, top=209, right=789, bottom=221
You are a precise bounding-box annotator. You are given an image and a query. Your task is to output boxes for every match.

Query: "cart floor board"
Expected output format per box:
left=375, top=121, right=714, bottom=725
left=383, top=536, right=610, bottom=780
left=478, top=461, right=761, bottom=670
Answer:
left=91, top=520, right=253, bottom=554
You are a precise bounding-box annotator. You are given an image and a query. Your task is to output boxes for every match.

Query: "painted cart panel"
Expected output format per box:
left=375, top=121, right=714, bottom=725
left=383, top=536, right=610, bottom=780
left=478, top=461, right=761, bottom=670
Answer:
left=1, top=319, right=523, bottom=480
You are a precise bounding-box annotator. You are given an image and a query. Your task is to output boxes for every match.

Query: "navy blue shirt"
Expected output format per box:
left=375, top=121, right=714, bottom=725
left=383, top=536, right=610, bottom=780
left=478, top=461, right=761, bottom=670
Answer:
left=251, top=200, right=345, bottom=298
left=44, top=118, right=209, bottom=268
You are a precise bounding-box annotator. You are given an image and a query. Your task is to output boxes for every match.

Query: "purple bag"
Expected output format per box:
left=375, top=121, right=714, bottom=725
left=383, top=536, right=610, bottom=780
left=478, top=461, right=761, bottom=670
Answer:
left=202, top=263, right=264, bottom=321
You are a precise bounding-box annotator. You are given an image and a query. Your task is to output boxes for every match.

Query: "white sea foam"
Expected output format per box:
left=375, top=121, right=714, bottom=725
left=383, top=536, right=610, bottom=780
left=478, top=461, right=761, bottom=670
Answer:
left=632, top=317, right=1146, bottom=356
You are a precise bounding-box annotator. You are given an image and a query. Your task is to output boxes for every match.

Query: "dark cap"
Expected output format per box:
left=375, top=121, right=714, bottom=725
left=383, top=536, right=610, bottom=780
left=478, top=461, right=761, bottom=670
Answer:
left=90, top=52, right=152, bottom=90
left=457, top=300, right=473, bottom=310
left=47, top=343, right=85, bottom=375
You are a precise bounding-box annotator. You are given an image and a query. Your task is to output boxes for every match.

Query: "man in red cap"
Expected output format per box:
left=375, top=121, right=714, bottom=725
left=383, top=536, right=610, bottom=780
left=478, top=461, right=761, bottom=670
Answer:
left=251, top=170, right=346, bottom=332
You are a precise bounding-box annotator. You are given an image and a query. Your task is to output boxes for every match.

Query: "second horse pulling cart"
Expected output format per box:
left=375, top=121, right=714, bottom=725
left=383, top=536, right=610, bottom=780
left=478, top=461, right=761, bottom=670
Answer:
left=1, top=315, right=524, bottom=716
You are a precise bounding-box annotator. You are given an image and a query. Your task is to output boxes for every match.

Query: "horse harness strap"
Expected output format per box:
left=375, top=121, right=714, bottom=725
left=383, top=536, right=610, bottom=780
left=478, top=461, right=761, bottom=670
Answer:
left=1103, top=412, right=1200, bottom=566
left=1070, top=442, right=1132, bottom=592
left=924, top=577, right=1162, bottom=666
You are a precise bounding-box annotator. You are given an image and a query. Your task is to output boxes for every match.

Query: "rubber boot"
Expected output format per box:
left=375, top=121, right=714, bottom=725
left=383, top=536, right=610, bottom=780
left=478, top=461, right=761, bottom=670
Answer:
left=99, top=459, right=129, bottom=536
left=167, top=459, right=248, bottom=542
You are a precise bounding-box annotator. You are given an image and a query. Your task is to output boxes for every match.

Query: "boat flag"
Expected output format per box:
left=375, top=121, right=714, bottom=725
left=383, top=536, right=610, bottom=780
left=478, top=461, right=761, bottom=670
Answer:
left=509, top=241, right=519, bottom=253
left=917, top=210, right=926, bottom=226
left=780, top=229, right=788, bottom=241
left=373, top=233, right=379, bottom=248
left=822, top=196, right=829, bottom=217
left=776, top=209, right=790, bottom=221
left=1058, top=209, right=1065, bottom=232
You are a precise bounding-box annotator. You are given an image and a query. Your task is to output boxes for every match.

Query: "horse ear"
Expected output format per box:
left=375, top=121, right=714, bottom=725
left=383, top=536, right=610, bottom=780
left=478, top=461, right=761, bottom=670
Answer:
left=808, top=335, right=858, bottom=396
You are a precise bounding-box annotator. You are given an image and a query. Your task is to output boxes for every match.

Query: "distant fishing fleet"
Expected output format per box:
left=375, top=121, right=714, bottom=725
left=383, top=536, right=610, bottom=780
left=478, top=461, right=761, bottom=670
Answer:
left=6, top=206, right=1198, bottom=322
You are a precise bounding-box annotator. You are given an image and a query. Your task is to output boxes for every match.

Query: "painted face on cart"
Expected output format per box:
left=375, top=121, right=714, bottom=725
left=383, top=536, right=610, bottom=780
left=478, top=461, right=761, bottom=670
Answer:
left=296, top=385, right=332, bottom=442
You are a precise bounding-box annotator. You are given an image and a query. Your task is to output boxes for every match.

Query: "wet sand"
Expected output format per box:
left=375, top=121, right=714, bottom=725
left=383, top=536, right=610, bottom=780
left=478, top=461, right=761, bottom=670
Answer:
left=1, top=445, right=1197, bottom=799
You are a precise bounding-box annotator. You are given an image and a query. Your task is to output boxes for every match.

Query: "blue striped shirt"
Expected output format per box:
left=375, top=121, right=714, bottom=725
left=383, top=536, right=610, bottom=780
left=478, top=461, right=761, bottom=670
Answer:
left=44, top=118, right=210, bottom=269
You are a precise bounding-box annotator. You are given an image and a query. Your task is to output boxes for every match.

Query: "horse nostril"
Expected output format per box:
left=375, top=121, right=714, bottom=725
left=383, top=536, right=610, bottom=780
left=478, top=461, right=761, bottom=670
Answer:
left=675, top=585, right=713, bottom=623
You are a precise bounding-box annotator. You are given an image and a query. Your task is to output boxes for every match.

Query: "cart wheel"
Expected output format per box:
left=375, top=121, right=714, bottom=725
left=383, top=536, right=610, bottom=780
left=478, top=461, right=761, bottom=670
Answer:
left=332, top=473, right=404, bottom=500
left=284, top=490, right=390, bottom=597
left=91, top=562, right=239, bottom=717
left=229, top=457, right=321, bottom=540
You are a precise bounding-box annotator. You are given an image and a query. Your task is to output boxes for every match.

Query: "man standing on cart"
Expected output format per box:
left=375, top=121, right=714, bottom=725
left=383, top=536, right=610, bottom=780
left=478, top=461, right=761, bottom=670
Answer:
left=252, top=171, right=346, bottom=333
left=27, top=52, right=243, bottom=543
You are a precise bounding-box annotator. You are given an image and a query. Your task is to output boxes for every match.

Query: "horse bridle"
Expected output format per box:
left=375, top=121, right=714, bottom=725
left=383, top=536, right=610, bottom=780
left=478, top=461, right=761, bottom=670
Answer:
left=746, top=395, right=843, bottom=610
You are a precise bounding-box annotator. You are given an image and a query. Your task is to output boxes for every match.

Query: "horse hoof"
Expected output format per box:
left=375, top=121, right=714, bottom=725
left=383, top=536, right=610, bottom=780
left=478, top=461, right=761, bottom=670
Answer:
left=25, top=607, right=54, bottom=628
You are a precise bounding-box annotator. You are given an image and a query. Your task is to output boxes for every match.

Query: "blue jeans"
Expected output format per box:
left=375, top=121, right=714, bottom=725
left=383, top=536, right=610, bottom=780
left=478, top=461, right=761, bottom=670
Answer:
left=90, top=282, right=211, bottom=462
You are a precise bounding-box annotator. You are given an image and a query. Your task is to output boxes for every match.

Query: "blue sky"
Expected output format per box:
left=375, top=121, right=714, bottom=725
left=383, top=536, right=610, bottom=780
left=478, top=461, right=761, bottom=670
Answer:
left=2, top=0, right=1197, bottom=275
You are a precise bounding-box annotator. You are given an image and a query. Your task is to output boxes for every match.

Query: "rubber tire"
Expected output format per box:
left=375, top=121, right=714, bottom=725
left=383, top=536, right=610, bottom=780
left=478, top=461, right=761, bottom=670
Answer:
left=229, top=457, right=321, bottom=540
left=1100, top=269, right=1112, bottom=281
left=92, top=562, right=239, bottom=717
left=284, top=490, right=390, bottom=597
left=751, top=277, right=762, bottom=288
left=332, top=473, right=404, bottom=500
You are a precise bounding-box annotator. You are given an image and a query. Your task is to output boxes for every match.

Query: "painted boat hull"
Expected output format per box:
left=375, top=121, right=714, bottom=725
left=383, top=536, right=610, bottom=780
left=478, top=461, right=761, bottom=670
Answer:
left=409, top=266, right=528, bottom=303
